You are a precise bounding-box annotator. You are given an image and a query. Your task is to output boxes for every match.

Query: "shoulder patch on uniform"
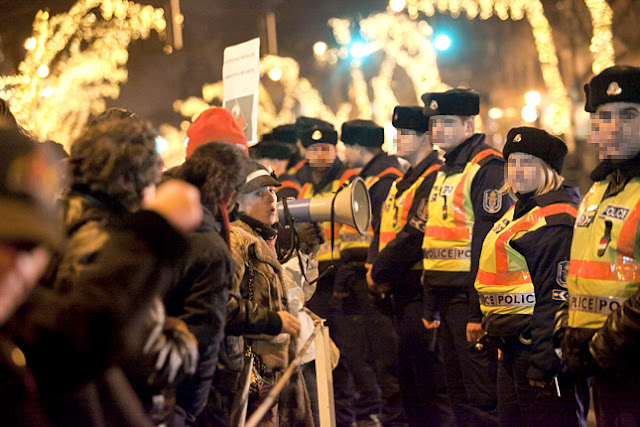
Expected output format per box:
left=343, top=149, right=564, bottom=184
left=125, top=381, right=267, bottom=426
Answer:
left=483, top=189, right=502, bottom=214
left=556, top=260, right=569, bottom=288
left=409, top=217, right=426, bottom=233
left=552, top=289, right=568, bottom=301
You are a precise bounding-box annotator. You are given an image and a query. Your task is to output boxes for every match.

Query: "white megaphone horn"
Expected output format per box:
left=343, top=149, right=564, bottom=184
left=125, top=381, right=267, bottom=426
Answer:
left=278, top=176, right=372, bottom=234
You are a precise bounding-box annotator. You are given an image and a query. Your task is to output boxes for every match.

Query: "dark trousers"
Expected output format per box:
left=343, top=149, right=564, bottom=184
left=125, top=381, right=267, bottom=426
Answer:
left=435, top=290, right=498, bottom=427
left=333, top=313, right=382, bottom=425
left=593, top=371, right=640, bottom=427
left=395, top=296, right=456, bottom=427
left=496, top=337, right=588, bottom=427
left=368, top=307, right=408, bottom=427
left=301, top=361, right=320, bottom=427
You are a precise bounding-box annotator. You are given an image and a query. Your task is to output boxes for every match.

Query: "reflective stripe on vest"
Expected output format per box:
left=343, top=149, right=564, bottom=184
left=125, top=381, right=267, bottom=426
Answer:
left=339, top=167, right=403, bottom=252
left=299, top=168, right=359, bottom=262
left=287, top=159, right=307, bottom=176
left=475, top=203, right=577, bottom=316
left=568, top=178, right=640, bottom=330
left=422, top=149, right=500, bottom=273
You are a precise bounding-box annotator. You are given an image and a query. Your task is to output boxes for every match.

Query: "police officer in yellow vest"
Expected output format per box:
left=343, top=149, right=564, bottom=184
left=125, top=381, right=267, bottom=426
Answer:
left=368, top=106, right=456, bottom=427
left=293, top=118, right=361, bottom=427
left=334, top=119, right=407, bottom=427
left=339, top=119, right=404, bottom=262
left=474, top=127, right=587, bottom=426
left=558, top=65, right=640, bottom=426
left=420, top=88, right=512, bottom=426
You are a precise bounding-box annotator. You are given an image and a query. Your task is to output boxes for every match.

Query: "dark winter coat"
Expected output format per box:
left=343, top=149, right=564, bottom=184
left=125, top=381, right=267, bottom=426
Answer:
left=163, top=205, right=234, bottom=422
left=3, top=207, right=189, bottom=427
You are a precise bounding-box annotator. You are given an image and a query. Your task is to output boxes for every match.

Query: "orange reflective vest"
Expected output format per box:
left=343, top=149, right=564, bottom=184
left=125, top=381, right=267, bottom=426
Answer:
left=475, top=203, right=577, bottom=316
left=378, top=163, right=441, bottom=269
left=422, top=148, right=502, bottom=273
left=568, top=178, right=640, bottom=330
left=299, top=168, right=359, bottom=262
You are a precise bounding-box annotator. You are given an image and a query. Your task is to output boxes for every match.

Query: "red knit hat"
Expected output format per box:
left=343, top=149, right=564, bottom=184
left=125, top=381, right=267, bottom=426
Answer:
left=186, top=107, right=248, bottom=157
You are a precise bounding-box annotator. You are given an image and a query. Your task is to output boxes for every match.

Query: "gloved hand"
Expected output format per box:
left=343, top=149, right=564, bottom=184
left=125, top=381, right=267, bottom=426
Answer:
left=561, top=330, right=598, bottom=377
left=297, top=222, right=324, bottom=254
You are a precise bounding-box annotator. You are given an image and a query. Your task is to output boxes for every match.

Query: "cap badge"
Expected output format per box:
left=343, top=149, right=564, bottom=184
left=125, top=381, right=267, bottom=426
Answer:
left=513, top=134, right=522, bottom=142
left=393, top=113, right=398, bottom=121
left=607, top=81, right=622, bottom=96
left=430, top=100, right=438, bottom=110
left=312, top=130, right=322, bottom=140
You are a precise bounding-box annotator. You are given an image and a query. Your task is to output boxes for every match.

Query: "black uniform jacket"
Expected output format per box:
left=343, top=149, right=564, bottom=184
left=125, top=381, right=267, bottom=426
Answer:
left=369, top=150, right=442, bottom=293
left=421, top=134, right=513, bottom=323
left=484, top=186, right=580, bottom=381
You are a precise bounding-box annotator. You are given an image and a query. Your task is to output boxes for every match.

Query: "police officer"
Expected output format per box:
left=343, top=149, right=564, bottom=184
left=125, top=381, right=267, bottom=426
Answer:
left=336, top=119, right=406, bottom=426
left=368, top=106, right=456, bottom=427
left=560, top=65, right=640, bottom=426
left=420, top=88, right=512, bottom=426
left=474, top=127, right=586, bottom=426
left=252, top=133, right=301, bottom=199
left=294, top=119, right=360, bottom=426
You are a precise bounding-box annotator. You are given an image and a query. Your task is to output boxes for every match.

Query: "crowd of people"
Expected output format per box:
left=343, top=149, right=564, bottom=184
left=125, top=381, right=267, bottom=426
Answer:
left=0, top=64, right=639, bottom=427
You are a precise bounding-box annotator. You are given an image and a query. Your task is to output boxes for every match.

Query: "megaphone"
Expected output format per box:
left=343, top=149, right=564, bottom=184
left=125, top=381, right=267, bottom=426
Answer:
left=278, top=176, right=372, bottom=234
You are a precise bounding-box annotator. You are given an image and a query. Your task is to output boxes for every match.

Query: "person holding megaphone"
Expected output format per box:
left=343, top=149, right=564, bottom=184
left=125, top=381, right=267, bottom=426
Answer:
left=228, top=161, right=318, bottom=426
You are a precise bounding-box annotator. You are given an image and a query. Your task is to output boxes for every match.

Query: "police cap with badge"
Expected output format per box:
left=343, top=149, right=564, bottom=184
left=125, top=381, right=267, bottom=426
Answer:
left=421, top=88, right=480, bottom=116
left=503, top=126, right=568, bottom=174
left=392, top=106, right=430, bottom=132
left=584, top=65, right=640, bottom=112
left=295, top=116, right=338, bottom=148
left=341, top=119, right=385, bottom=148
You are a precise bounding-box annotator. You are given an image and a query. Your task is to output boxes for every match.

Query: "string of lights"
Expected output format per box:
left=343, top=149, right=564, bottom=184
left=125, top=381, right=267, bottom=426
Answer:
left=391, top=0, right=615, bottom=135
left=0, top=0, right=166, bottom=148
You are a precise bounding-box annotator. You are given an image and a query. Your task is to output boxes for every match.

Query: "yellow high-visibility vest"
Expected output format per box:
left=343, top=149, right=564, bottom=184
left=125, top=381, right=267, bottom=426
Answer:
left=339, top=166, right=403, bottom=253
left=568, top=178, right=640, bottom=330
left=377, top=163, right=441, bottom=269
left=475, top=203, right=577, bottom=316
left=422, top=148, right=501, bottom=272
left=298, top=168, right=359, bottom=262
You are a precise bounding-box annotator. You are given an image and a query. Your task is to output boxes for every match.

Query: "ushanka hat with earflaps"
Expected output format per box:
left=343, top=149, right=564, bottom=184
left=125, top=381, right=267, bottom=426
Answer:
left=584, top=65, right=640, bottom=113
left=240, top=160, right=282, bottom=193
left=421, top=88, right=480, bottom=116
left=295, top=116, right=338, bottom=147
left=503, top=126, right=567, bottom=174
left=341, top=119, right=385, bottom=148
left=392, top=106, right=431, bottom=132
left=271, top=124, right=298, bottom=145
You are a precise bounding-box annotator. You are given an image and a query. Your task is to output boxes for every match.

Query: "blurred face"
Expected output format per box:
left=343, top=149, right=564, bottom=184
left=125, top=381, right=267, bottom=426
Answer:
left=589, top=102, right=640, bottom=161
left=0, top=244, right=50, bottom=324
left=506, top=152, right=545, bottom=194
left=306, top=143, right=336, bottom=170
left=395, top=129, right=426, bottom=157
left=344, top=144, right=363, bottom=168
left=429, top=115, right=472, bottom=152
left=241, top=186, right=278, bottom=225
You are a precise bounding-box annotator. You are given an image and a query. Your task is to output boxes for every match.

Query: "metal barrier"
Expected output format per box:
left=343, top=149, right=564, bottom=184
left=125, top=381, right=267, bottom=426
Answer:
left=244, top=318, right=336, bottom=427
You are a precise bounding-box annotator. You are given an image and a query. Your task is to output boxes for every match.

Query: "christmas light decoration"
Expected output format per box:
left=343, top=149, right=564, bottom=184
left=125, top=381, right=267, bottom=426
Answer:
left=390, top=0, right=615, bottom=135
left=0, top=0, right=166, bottom=148
left=171, top=13, right=446, bottom=159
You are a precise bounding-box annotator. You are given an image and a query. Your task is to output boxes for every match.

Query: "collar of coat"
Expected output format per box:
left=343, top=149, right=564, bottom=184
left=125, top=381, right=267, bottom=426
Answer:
left=230, top=219, right=282, bottom=273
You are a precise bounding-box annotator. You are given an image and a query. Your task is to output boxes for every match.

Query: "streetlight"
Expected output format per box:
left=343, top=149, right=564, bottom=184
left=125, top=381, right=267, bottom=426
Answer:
left=433, top=34, right=451, bottom=51
left=349, top=41, right=368, bottom=59
left=268, top=67, right=282, bottom=82
left=390, top=0, right=406, bottom=12
left=521, top=105, right=539, bottom=123
left=313, top=41, right=327, bottom=57
left=524, top=90, right=541, bottom=106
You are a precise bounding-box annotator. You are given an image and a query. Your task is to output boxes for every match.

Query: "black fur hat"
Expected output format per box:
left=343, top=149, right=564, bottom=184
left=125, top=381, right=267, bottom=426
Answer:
left=341, top=119, right=384, bottom=148
left=503, top=126, right=567, bottom=174
left=422, top=88, right=480, bottom=116
left=584, top=65, right=640, bottom=113
left=392, top=106, right=430, bottom=132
